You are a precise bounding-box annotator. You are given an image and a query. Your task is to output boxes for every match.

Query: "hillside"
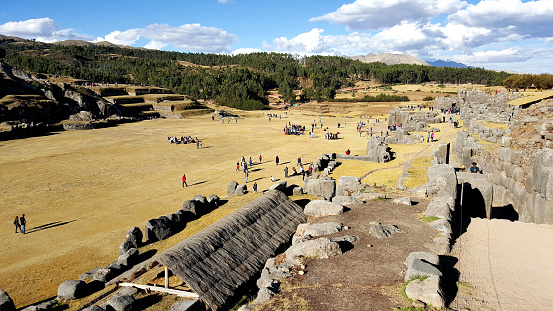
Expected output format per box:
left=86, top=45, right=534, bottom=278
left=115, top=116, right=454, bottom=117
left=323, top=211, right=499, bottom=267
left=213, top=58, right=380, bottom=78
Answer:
left=348, top=53, right=430, bottom=66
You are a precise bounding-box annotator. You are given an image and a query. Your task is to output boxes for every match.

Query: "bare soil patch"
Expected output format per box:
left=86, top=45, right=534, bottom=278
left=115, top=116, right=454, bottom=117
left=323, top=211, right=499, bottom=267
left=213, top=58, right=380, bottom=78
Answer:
left=255, top=197, right=437, bottom=311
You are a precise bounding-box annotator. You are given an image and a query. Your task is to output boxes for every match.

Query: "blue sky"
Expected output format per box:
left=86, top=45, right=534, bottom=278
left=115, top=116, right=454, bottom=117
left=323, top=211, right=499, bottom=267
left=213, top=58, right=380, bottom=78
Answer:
left=1, top=0, right=552, bottom=74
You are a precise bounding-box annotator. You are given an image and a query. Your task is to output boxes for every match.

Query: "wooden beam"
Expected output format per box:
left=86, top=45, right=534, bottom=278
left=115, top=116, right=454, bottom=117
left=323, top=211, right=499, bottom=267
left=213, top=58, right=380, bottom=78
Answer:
left=164, top=266, right=168, bottom=289
left=118, top=282, right=199, bottom=298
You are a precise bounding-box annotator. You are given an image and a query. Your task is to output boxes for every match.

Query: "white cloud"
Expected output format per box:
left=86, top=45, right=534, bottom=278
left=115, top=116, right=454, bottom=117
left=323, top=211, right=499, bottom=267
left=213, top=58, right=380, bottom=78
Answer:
left=450, top=48, right=532, bottom=63
left=449, top=0, right=553, bottom=39
left=310, top=0, right=467, bottom=30
left=232, top=48, right=264, bottom=55
left=0, top=17, right=93, bottom=42
left=370, top=21, right=444, bottom=53
left=97, top=23, right=237, bottom=53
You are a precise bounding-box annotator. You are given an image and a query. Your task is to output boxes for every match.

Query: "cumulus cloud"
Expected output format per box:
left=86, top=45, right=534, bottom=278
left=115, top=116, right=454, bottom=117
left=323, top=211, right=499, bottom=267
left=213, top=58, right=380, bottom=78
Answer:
left=450, top=48, right=537, bottom=64
left=232, top=48, right=264, bottom=55
left=0, top=17, right=93, bottom=42
left=310, top=0, right=467, bottom=30
left=449, top=0, right=553, bottom=39
left=97, top=23, right=238, bottom=53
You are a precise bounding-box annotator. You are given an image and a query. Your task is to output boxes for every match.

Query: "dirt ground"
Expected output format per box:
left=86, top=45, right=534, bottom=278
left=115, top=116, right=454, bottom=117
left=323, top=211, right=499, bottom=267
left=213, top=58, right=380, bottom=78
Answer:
left=0, top=103, right=405, bottom=307
left=451, top=217, right=553, bottom=311
left=255, top=197, right=438, bottom=311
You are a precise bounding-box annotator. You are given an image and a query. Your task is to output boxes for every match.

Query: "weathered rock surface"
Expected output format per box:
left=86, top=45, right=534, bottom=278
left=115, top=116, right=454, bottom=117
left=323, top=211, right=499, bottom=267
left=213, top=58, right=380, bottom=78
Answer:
left=405, top=252, right=440, bottom=268
left=125, top=227, right=143, bottom=248
left=392, top=197, right=412, bottom=205
left=405, top=276, right=445, bottom=308
left=117, top=248, right=139, bottom=267
left=304, top=179, right=336, bottom=198
left=0, top=290, right=16, bottom=311
left=335, top=176, right=362, bottom=196
left=269, top=180, right=287, bottom=192
left=304, top=222, right=343, bottom=237
left=404, top=259, right=442, bottom=282
left=427, top=164, right=457, bottom=199
left=169, top=300, right=199, bottom=311
left=369, top=223, right=402, bottom=239
left=366, top=136, right=392, bottom=163
left=145, top=216, right=172, bottom=242
left=285, top=238, right=342, bottom=263
left=105, top=295, right=135, bottom=311
left=57, top=280, right=88, bottom=300
left=227, top=180, right=238, bottom=197
left=331, top=195, right=364, bottom=205
left=304, top=200, right=344, bottom=217
left=235, top=184, right=248, bottom=195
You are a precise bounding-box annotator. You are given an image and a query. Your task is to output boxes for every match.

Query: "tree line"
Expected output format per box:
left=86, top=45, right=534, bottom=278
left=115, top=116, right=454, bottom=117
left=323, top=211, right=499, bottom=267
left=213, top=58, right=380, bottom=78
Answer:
left=0, top=40, right=519, bottom=110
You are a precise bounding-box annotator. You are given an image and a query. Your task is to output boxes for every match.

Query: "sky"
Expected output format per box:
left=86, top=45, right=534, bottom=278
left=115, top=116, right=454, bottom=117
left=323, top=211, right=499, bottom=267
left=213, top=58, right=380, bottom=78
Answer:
left=0, top=0, right=552, bottom=74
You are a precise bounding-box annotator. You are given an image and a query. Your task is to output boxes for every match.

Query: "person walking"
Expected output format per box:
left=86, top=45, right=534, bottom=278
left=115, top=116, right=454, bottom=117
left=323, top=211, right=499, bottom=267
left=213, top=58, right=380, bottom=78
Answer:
left=259, top=154, right=262, bottom=164
left=20, top=214, right=26, bottom=234
left=427, top=132, right=430, bottom=143
left=182, top=174, right=188, bottom=187
left=245, top=170, right=249, bottom=183
left=236, top=162, right=240, bottom=171
left=253, top=182, right=258, bottom=193
left=275, top=155, right=279, bottom=166
left=297, top=157, right=301, bottom=166
left=13, top=216, right=21, bottom=233
left=284, top=167, right=289, bottom=178
left=249, top=157, right=253, bottom=166
left=196, top=140, right=199, bottom=149
left=431, top=133, right=434, bottom=142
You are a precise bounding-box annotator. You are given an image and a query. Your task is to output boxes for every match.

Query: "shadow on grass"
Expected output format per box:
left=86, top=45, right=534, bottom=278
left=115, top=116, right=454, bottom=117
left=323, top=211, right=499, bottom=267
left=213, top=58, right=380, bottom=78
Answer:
left=26, top=220, right=76, bottom=234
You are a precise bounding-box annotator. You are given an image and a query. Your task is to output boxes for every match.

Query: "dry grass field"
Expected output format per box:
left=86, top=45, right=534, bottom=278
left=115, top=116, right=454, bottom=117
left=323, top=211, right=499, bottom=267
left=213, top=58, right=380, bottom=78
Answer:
left=0, top=86, right=466, bottom=307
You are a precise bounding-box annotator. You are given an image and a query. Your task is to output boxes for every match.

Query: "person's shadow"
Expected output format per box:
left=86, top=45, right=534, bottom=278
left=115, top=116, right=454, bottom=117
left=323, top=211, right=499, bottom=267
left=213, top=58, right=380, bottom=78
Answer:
left=26, top=220, right=76, bottom=234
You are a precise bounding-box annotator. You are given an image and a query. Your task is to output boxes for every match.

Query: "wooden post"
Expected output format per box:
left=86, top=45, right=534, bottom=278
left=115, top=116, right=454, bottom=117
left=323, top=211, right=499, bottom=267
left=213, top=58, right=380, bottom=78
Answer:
left=165, top=266, right=169, bottom=288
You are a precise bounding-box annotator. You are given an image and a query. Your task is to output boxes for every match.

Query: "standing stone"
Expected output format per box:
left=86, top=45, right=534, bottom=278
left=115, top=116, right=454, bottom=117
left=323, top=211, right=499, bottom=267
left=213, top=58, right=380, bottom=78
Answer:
left=269, top=180, right=287, bottom=192
left=0, top=290, right=16, bottom=311
left=125, top=227, right=143, bottom=248
left=304, top=200, right=344, bottom=217
left=192, top=195, right=207, bottom=205
left=335, top=176, right=362, bottom=196
left=207, top=194, right=220, bottom=207
left=369, top=223, right=402, bottom=239
left=105, top=295, right=135, bottom=311
left=405, top=277, right=445, bottom=308
left=144, top=216, right=172, bottom=242
left=235, top=184, right=248, bottom=195
left=227, top=180, right=239, bottom=197
left=117, top=248, right=139, bottom=267
left=427, top=164, right=457, bottom=199
left=118, top=240, right=134, bottom=256
left=181, top=200, right=200, bottom=216
left=57, top=280, right=88, bottom=300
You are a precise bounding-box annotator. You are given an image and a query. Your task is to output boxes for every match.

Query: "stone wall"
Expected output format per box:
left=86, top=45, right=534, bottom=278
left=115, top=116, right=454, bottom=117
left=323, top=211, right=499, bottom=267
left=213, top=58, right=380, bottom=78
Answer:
left=388, top=107, right=441, bottom=132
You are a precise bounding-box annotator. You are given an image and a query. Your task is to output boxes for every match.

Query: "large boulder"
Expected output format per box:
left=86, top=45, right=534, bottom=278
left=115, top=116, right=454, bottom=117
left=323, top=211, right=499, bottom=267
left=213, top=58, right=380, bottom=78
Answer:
left=125, top=227, right=143, bottom=248
left=392, top=197, right=412, bottom=206
left=227, top=180, right=239, bottom=197
left=304, top=222, right=343, bottom=237
left=427, top=164, right=457, bottom=199
left=366, top=137, right=392, bottom=163
left=424, top=196, right=454, bottom=219
left=335, top=176, right=362, bottom=196
left=144, top=216, right=172, bottom=242
left=57, top=280, right=88, bottom=300
left=235, top=184, right=248, bottom=195
left=269, top=180, right=287, bottom=192
left=405, top=252, right=440, bottom=268
left=0, top=290, right=16, bottom=311
left=369, top=223, right=402, bottom=239
left=354, top=192, right=386, bottom=202
left=207, top=194, right=220, bottom=207
left=192, top=195, right=208, bottom=205
left=405, top=276, right=445, bottom=308
left=117, top=248, right=139, bottom=267
left=304, top=179, right=336, bottom=198
left=105, top=295, right=135, bottom=311
left=304, top=200, right=344, bottom=217
left=181, top=200, right=201, bottom=216
left=93, top=268, right=114, bottom=283
left=285, top=238, right=342, bottom=263
left=118, top=240, right=134, bottom=256
left=331, top=196, right=364, bottom=206
left=404, top=258, right=442, bottom=282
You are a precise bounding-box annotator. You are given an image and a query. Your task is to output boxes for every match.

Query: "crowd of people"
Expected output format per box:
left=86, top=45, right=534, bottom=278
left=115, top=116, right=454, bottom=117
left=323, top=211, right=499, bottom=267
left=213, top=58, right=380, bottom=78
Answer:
left=168, top=135, right=196, bottom=144
left=325, top=132, right=340, bottom=139
left=388, top=124, right=402, bottom=131
left=284, top=124, right=305, bottom=135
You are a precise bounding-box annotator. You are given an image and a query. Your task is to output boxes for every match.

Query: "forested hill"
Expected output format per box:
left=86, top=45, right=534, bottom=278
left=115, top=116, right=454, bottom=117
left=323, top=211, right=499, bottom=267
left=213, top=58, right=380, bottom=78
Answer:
left=0, top=37, right=512, bottom=110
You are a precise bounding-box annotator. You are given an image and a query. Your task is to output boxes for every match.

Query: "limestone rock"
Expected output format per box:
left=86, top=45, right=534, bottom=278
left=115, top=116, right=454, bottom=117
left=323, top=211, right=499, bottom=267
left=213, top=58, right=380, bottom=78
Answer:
left=254, top=288, right=276, bottom=305
left=105, top=295, right=134, bottom=311
left=285, top=238, right=342, bottom=263
left=366, top=137, right=392, bottom=163
left=331, top=196, right=364, bottom=205
left=304, top=222, right=343, bottom=237
left=192, top=195, right=207, bottom=205
left=269, top=180, right=287, bottom=192
left=235, top=184, right=248, bottom=195
left=405, top=276, right=445, bottom=308
left=207, top=194, right=220, bottom=207
left=117, top=248, right=139, bottom=267
left=304, top=200, right=344, bottom=217
left=405, top=252, right=440, bottom=268
left=424, top=197, right=453, bottom=219
left=0, top=290, right=16, bottom=311
left=430, top=218, right=452, bottom=235
left=118, top=240, right=134, bottom=256
left=392, top=197, right=412, bottom=205
left=227, top=180, right=238, bottom=197
left=125, top=227, right=143, bottom=248
left=57, top=280, right=88, bottom=300
left=181, top=200, right=201, bottom=216
left=335, top=176, right=362, bottom=196
left=304, top=179, right=336, bottom=198
left=427, top=164, right=457, bottom=199
left=404, top=258, right=442, bottom=282
left=145, top=217, right=172, bottom=242
left=369, top=223, right=401, bottom=239
left=93, top=268, right=114, bottom=283
left=292, top=186, right=304, bottom=196
left=355, top=192, right=386, bottom=202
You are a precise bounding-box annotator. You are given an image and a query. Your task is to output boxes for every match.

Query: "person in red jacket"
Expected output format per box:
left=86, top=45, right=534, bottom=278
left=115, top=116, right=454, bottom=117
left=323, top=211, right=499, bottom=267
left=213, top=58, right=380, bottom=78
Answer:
left=182, top=174, right=188, bottom=187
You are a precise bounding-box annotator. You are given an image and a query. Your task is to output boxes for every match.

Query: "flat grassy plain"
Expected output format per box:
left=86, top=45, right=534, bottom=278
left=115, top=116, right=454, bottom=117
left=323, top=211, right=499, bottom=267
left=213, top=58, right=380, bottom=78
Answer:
left=0, top=104, right=398, bottom=307
left=0, top=83, right=469, bottom=307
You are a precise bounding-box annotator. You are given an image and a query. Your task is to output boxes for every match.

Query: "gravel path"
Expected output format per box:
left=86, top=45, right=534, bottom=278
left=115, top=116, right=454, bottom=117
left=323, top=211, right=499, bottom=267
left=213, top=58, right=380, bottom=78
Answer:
left=451, top=217, right=553, bottom=311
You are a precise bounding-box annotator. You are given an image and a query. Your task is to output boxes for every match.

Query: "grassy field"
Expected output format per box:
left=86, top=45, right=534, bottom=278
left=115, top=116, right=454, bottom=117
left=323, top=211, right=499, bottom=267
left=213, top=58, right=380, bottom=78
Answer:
left=0, top=84, right=465, bottom=307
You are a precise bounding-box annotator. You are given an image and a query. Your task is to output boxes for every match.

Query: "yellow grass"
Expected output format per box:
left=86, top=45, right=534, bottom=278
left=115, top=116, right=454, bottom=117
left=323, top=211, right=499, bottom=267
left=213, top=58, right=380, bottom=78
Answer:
left=481, top=120, right=509, bottom=130
left=507, top=90, right=553, bottom=106
left=362, top=166, right=404, bottom=186
left=402, top=157, right=432, bottom=189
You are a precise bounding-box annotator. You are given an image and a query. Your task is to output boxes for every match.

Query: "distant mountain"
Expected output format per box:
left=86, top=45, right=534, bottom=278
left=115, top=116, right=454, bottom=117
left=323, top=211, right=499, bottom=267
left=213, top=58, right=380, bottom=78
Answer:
left=348, top=53, right=430, bottom=66
left=426, top=59, right=469, bottom=68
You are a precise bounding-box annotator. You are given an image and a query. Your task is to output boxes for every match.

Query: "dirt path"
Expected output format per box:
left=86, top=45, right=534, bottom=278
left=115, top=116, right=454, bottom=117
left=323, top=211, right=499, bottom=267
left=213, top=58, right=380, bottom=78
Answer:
left=451, top=217, right=553, bottom=311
